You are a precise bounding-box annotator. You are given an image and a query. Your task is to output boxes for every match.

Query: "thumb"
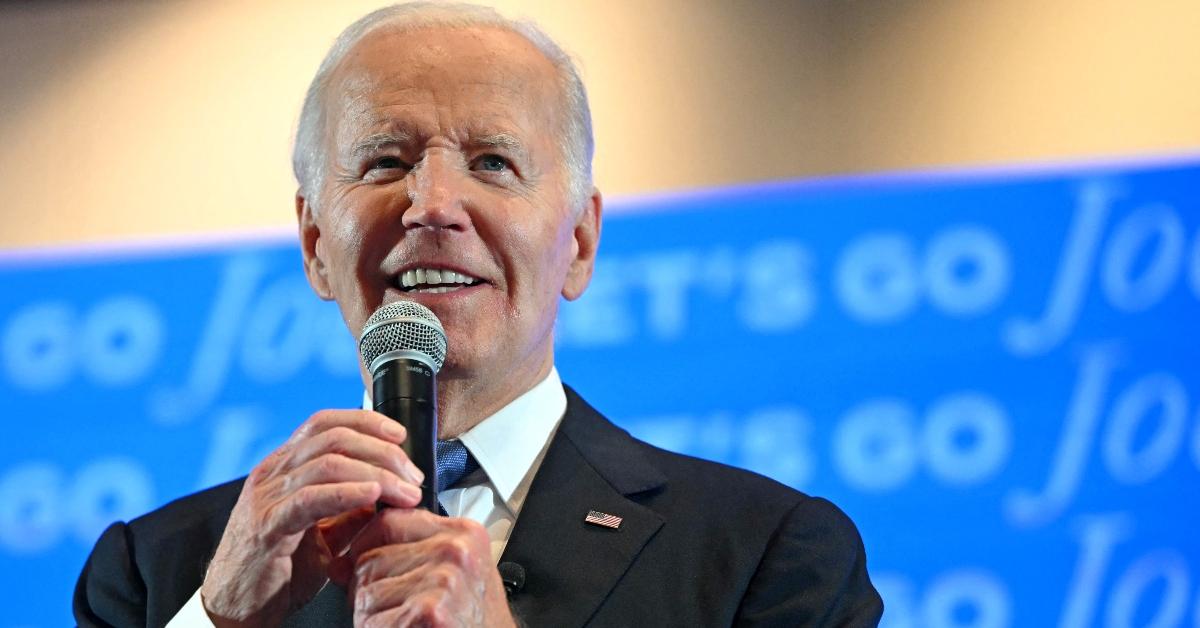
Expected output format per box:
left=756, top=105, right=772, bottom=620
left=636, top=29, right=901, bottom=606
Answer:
left=317, top=505, right=376, bottom=555
left=328, top=553, right=355, bottom=589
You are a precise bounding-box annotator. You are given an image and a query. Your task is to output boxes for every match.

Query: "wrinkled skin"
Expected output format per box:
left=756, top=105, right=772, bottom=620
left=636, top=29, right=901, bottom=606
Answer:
left=202, top=410, right=424, bottom=626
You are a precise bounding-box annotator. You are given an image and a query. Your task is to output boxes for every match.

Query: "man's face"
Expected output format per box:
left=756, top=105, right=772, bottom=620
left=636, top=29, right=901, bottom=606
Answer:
left=298, top=26, right=600, bottom=400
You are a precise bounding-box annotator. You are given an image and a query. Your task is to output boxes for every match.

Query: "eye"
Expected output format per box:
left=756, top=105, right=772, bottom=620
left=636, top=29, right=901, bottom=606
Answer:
left=370, top=156, right=410, bottom=171
left=473, top=154, right=510, bottom=173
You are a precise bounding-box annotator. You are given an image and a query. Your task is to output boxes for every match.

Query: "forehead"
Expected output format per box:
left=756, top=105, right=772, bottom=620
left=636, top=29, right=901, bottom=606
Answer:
left=325, top=25, right=563, bottom=144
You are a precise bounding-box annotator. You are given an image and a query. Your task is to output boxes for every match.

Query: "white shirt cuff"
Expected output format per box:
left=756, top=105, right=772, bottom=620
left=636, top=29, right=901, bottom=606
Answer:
left=166, top=588, right=215, bottom=627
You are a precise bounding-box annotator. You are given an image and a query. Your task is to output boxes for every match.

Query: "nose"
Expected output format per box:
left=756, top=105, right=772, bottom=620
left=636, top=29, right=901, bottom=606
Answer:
left=402, top=151, right=469, bottom=231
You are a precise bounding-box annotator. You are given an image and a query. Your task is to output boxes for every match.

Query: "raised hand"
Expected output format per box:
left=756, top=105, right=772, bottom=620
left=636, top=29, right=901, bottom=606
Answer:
left=201, top=410, right=425, bottom=627
left=336, top=508, right=516, bottom=628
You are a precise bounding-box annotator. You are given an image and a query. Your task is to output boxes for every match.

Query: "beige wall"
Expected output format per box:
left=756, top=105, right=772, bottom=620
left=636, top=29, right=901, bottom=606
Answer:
left=2, top=0, right=1198, bottom=248
left=828, top=1, right=1200, bottom=170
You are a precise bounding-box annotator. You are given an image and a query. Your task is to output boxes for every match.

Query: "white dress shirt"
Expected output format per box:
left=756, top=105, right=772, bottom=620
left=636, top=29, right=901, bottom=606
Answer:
left=168, top=368, right=567, bottom=626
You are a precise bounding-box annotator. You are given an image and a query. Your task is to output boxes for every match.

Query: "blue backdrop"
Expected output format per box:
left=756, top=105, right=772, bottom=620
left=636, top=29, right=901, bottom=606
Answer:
left=2, top=157, right=1198, bottom=626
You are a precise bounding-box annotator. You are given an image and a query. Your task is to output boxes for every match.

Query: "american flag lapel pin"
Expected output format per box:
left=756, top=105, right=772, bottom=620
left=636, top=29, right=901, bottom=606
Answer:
left=585, top=510, right=623, bottom=529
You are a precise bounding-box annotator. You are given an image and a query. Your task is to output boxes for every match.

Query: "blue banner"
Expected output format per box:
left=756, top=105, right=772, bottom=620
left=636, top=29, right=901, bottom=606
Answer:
left=2, top=157, right=1198, bottom=626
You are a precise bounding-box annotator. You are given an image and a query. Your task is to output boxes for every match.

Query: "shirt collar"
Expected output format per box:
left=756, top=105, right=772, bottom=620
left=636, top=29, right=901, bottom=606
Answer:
left=362, top=368, right=567, bottom=504
left=456, top=367, right=566, bottom=504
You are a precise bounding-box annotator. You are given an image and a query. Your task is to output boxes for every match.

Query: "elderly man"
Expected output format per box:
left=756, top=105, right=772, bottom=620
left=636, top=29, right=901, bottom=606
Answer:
left=74, top=3, right=882, bottom=627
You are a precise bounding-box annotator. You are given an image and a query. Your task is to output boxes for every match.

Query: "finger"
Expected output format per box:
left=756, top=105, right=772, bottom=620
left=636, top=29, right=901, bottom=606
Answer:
left=287, top=425, right=424, bottom=485
left=286, top=409, right=409, bottom=448
left=247, top=411, right=410, bottom=490
left=360, top=605, right=412, bottom=628
left=353, top=538, right=434, bottom=590
left=318, top=505, right=377, bottom=555
left=319, top=506, right=377, bottom=552
left=329, top=552, right=355, bottom=590
left=287, top=454, right=420, bottom=508
left=267, top=481, right=389, bottom=538
left=358, top=584, right=455, bottom=628
left=323, top=507, right=384, bottom=591
left=346, top=508, right=449, bottom=560
left=290, top=527, right=338, bottom=599
left=350, top=515, right=489, bottom=587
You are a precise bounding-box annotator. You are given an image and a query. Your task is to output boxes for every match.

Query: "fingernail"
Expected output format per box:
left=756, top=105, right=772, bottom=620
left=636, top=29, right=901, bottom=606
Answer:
left=381, top=419, right=406, bottom=441
left=406, top=460, right=425, bottom=484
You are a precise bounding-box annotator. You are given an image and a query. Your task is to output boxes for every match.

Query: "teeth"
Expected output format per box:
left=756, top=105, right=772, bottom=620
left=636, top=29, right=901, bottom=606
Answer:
left=411, top=285, right=465, bottom=294
left=399, top=268, right=481, bottom=291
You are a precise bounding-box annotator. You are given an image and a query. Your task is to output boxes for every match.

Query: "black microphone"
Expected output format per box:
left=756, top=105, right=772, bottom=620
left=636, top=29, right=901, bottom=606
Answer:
left=358, top=301, right=447, bottom=513
left=498, top=562, right=526, bottom=598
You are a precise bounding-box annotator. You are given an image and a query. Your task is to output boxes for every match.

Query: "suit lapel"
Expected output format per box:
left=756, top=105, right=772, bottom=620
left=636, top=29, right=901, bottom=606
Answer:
left=501, top=387, right=666, bottom=627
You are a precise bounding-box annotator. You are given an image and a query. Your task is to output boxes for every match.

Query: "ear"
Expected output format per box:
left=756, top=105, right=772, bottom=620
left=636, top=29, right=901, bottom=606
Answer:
left=561, top=188, right=603, bottom=301
left=297, top=191, right=334, bottom=301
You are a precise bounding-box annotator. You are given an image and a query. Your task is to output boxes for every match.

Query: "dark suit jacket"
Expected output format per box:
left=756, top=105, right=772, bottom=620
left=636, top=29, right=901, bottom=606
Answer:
left=75, top=387, right=883, bottom=627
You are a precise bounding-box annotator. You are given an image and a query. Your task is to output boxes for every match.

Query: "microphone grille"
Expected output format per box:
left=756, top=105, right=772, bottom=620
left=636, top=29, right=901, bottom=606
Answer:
left=358, top=301, right=447, bottom=373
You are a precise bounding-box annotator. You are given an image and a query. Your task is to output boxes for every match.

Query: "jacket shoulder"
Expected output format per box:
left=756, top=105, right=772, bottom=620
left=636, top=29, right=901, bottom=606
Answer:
left=126, top=476, right=245, bottom=545
left=636, top=437, right=806, bottom=504
left=561, top=386, right=809, bottom=514
left=75, top=478, right=246, bottom=627
left=559, top=387, right=882, bottom=625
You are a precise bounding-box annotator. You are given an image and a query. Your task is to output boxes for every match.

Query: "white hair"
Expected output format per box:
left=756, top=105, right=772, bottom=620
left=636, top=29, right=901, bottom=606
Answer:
left=291, top=2, right=594, bottom=212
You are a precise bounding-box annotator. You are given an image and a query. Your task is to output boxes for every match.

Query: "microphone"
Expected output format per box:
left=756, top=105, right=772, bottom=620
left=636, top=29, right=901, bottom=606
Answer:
left=358, top=301, right=447, bottom=513
left=498, top=562, right=526, bottom=597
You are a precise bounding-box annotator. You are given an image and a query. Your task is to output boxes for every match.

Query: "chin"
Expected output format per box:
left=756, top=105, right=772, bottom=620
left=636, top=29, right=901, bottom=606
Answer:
left=437, top=344, right=485, bottom=380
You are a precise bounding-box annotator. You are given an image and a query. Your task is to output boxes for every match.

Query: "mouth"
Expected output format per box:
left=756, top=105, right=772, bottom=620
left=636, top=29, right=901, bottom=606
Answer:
left=397, top=267, right=486, bottom=294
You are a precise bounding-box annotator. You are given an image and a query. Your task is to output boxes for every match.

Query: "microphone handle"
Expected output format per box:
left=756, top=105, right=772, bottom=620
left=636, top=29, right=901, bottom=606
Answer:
left=372, top=358, right=438, bottom=512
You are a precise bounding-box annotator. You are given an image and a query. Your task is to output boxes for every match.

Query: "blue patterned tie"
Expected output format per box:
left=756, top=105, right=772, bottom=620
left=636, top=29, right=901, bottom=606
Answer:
left=435, top=439, right=479, bottom=516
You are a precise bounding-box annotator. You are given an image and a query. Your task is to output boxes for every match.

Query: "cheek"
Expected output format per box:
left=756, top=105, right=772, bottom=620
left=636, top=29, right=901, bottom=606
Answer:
left=318, top=202, right=393, bottom=321
left=512, top=225, right=573, bottom=300
left=544, top=220, right=578, bottom=279
left=325, top=195, right=398, bottom=273
left=324, top=221, right=366, bottom=287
